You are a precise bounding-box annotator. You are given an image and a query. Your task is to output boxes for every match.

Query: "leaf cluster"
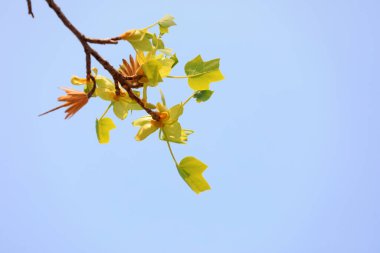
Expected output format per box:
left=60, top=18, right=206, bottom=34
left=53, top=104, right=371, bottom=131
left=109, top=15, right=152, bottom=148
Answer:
left=44, top=15, right=224, bottom=194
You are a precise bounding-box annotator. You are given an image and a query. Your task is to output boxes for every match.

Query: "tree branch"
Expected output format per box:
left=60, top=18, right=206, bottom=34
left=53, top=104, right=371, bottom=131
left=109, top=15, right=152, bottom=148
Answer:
left=26, top=0, right=34, bottom=18
left=43, top=0, right=160, bottom=120
left=85, top=36, right=122, bottom=45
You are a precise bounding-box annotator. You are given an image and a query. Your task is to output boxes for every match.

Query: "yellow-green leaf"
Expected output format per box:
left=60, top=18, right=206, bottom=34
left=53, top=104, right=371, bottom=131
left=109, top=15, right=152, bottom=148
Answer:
left=113, top=95, right=142, bottom=120
left=185, top=55, right=224, bottom=90
left=159, top=26, right=169, bottom=35
left=159, top=58, right=174, bottom=78
left=142, top=59, right=163, bottom=86
left=152, top=35, right=165, bottom=49
left=158, top=15, right=176, bottom=35
left=113, top=97, right=129, bottom=120
left=95, top=76, right=116, bottom=101
left=120, top=29, right=153, bottom=51
left=177, top=156, right=211, bottom=194
left=170, top=54, right=179, bottom=68
left=96, top=117, right=116, bottom=144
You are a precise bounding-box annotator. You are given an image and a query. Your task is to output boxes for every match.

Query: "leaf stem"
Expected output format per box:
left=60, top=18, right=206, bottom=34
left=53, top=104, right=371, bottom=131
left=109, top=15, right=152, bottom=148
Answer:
left=183, top=93, right=195, bottom=106
left=100, top=103, right=113, bottom=119
left=167, top=73, right=204, bottom=79
left=162, top=130, right=178, bottom=166
left=167, top=75, right=188, bottom=79
left=143, top=22, right=159, bottom=31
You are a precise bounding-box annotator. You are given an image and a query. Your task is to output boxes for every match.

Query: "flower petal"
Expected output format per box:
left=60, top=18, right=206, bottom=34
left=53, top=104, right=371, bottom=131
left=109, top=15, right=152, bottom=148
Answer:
left=135, top=121, right=158, bottom=141
left=132, top=116, right=152, bottom=127
left=163, top=122, right=182, bottom=139
left=167, top=104, right=183, bottom=124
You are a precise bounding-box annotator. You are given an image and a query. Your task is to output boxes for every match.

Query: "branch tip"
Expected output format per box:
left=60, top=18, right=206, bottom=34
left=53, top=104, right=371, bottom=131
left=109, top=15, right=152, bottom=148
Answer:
left=27, top=0, right=35, bottom=18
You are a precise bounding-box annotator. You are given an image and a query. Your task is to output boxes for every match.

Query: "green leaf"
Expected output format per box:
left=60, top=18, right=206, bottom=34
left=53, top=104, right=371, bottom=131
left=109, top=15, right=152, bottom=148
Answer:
left=184, top=55, right=224, bottom=90
left=96, top=117, right=116, bottom=144
left=158, top=15, right=176, bottom=34
left=170, top=54, right=179, bottom=68
left=177, top=156, right=211, bottom=194
left=193, top=90, right=214, bottom=103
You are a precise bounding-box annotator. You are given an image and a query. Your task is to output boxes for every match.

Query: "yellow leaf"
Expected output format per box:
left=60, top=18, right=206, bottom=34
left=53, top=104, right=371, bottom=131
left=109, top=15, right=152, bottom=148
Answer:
left=95, top=76, right=116, bottom=101
left=177, top=156, right=211, bottom=194
left=159, top=57, right=174, bottom=78
left=96, top=118, right=116, bottom=144
left=71, top=76, right=89, bottom=85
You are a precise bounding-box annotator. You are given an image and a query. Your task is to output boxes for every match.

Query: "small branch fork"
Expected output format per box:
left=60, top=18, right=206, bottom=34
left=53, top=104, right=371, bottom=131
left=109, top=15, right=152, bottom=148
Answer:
left=28, top=0, right=159, bottom=121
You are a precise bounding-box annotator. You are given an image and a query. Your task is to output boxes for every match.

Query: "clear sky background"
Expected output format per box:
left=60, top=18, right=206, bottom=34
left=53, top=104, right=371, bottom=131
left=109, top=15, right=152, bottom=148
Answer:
left=1, top=0, right=379, bottom=252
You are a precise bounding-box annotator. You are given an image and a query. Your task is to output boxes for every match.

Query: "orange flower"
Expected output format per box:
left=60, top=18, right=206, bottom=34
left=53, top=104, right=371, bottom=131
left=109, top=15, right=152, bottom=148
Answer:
left=39, top=87, right=88, bottom=119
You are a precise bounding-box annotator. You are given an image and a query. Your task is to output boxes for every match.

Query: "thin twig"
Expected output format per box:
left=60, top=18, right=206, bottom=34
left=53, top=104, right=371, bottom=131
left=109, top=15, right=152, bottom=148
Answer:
left=85, top=50, right=97, bottom=98
left=113, top=77, right=121, bottom=96
left=85, top=36, right=121, bottom=45
left=27, top=0, right=34, bottom=18
left=85, top=50, right=91, bottom=80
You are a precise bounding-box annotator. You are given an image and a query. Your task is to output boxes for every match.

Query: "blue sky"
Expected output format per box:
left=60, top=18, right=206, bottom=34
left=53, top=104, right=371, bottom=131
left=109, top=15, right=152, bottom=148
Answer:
left=1, top=0, right=379, bottom=252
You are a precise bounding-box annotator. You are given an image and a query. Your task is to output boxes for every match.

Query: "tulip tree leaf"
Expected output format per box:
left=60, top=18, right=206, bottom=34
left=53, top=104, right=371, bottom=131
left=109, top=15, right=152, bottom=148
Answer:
left=193, top=90, right=214, bottom=103
left=94, top=76, right=116, bottom=101
left=185, top=55, right=224, bottom=90
left=113, top=97, right=130, bottom=120
left=142, top=60, right=163, bottom=86
left=120, top=29, right=153, bottom=51
left=159, top=58, right=175, bottom=78
left=96, top=117, right=116, bottom=144
left=170, top=54, right=178, bottom=68
left=152, top=35, right=165, bottom=49
left=158, top=15, right=176, bottom=34
left=177, top=156, right=211, bottom=194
